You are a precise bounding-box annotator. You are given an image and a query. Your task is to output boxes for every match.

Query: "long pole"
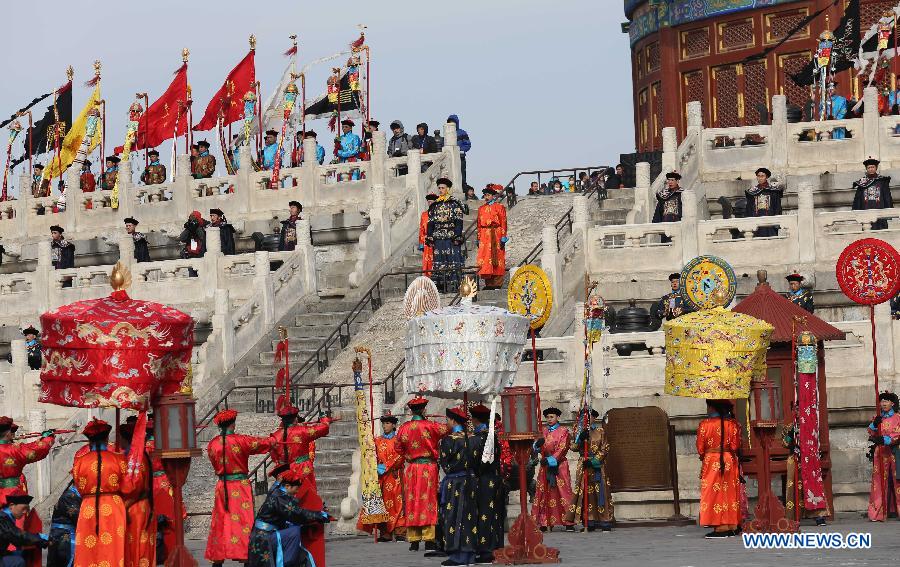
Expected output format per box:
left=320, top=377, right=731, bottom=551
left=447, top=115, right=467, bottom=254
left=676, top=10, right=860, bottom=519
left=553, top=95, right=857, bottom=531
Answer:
left=531, top=328, right=543, bottom=429
left=142, top=93, right=149, bottom=168
left=300, top=74, right=306, bottom=137
left=26, top=111, right=32, bottom=179
left=871, top=304, right=880, bottom=408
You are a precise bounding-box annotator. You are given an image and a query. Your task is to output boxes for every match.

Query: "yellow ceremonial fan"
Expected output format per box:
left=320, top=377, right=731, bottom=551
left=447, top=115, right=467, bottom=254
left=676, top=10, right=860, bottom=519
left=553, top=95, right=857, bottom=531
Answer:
left=507, top=265, right=553, bottom=330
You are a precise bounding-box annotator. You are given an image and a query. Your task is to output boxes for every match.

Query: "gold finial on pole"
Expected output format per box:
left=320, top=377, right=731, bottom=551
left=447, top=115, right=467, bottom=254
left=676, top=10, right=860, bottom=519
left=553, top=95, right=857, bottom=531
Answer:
left=93, top=60, right=102, bottom=79
left=290, top=34, right=297, bottom=49
left=65, top=65, right=74, bottom=82
left=182, top=47, right=190, bottom=63
left=109, top=261, right=133, bottom=292
left=249, top=34, right=257, bottom=50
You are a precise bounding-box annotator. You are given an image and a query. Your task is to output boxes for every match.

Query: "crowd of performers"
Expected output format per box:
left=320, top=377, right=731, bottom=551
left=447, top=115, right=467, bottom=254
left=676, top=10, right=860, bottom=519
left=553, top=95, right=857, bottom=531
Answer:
left=0, top=391, right=897, bottom=564
left=418, top=180, right=508, bottom=293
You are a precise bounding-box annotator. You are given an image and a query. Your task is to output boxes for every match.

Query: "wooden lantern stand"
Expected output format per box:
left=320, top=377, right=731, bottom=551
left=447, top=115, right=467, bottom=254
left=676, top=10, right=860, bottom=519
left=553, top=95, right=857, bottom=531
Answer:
left=741, top=379, right=798, bottom=534
left=154, top=392, right=203, bottom=567
left=493, top=386, right=559, bottom=565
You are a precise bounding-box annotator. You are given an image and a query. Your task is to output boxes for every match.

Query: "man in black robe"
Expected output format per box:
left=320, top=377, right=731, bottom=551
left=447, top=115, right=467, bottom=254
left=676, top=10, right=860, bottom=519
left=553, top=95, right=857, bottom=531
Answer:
left=785, top=273, right=814, bottom=313
left=470, top=404, right=504, bottom=563
left=652, top=273, right=692, bottom=323
left=652, top=171, right=683, bottom=243
left=125, top=218, right=150, bottom=263
left=0, top=492, right=48, bottom=567
left=745, top=167, right=784, bottom=237
left=278, top=201, right=303, bottom=252
left=46, top=481, right=81, bottom=567
left=439, top=406, right=476, bottom=567
left=247, top=464, right=328, bottom=567
left=852, top=157, right=893, bottom=230
left=50, top=226, right=74, bottom=269
left=426, top=178, right=465, bottom=293
left=209, top=208, right=236, bottom=255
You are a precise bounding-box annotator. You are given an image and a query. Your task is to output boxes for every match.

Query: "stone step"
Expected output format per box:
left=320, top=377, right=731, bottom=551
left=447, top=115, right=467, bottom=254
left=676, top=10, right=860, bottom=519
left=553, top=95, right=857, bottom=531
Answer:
left=303, top=299, right=360, bottom=313
left=273, top=319, right=364, bottom=340
left=295, top=310, right=370, bottom=327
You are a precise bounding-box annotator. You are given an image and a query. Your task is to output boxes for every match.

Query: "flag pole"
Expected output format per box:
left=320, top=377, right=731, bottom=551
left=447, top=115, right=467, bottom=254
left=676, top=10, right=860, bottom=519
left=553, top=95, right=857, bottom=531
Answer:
left=25, top=110, right=33, bottom=182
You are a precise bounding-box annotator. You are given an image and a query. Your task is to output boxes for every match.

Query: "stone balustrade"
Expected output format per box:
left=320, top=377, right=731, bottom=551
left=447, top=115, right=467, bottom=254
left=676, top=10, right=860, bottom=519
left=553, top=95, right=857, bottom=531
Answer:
left=0, top=123, right=461, bottom=246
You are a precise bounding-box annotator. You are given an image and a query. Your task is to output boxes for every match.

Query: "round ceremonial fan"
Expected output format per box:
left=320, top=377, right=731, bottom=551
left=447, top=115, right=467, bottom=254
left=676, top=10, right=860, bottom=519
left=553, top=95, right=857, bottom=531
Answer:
left=404, top=276, right=441, bottom=319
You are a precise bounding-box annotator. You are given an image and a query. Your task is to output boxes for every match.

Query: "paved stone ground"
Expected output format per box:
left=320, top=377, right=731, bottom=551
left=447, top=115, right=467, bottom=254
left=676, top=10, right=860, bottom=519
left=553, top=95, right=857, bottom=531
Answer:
left=184, top=513, right=898, bottom=567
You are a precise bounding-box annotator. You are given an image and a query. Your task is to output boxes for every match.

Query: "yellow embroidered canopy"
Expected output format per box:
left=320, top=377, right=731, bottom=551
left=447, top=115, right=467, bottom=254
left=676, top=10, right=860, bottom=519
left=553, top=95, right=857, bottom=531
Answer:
left=663, top=307, right=773, bottom=399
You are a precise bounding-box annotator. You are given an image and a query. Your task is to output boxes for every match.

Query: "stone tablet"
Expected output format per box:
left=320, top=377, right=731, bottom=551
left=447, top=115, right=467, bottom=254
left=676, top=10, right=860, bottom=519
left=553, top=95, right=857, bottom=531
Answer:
left=604, top=406, right=673, bottom=491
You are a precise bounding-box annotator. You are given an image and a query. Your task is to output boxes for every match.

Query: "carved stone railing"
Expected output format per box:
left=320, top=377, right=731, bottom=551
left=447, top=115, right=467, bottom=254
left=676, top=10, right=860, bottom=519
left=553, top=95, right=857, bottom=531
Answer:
left=0, top=124, right=462, bottom=246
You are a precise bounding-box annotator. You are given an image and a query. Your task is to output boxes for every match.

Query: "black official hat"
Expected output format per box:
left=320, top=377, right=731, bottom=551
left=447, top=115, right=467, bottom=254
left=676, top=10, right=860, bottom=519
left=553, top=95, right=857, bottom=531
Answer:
left=209, top=208, right=224, bottom=217
left=426, top=193, right=438, bottom=201
left=22, top=326, right=39, bottom=336
left=665, top=171, right=681, bottom=180
left=82, top=160, right=92, bottom=168
left=50, top=225, right=64, bottom=233
left=436, top=177, right=453, bottom=188
left=668, top=273, right=680, bottom=281
left=879, top=391, right=899, bottom=407
left=106, top=155, right=120, bottom=164
left=367, top=120, right=380, bottom=128
left=755, top=167, right=771, bottom=177
left=33, top=164, right=44, bottom=170
left=265, top=130, right=278, bottom=137
left=197, top=140, right=210, bottom=149
left=785, top=273, right=804, bottom=283
left=288, top=201, right=302, bottom=210
left=482, top=186, right=497, bottom=196
left=304, top=130, right=317, bottom=139
left=379, top=412, right=398, bottom=424
left=341, top=119, right=355, bottom=127
left=542, top=407, right=562, bottom=417
left=5, top=492, right=33, bottom=506
left=124, top=217, right=139, bottom=226
left=147, top=149, right=159, bottom=157
left=864, top=157, right=880, bottom=167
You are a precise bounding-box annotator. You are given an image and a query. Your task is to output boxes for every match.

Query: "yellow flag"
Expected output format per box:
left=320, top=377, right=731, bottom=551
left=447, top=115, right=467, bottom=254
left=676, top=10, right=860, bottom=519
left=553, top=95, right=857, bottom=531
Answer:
left=43, top=84, right=101, bottom=179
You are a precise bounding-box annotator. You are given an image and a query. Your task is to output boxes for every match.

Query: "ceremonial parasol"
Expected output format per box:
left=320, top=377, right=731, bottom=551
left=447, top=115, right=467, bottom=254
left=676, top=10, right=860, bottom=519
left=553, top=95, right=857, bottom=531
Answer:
left=38, top=262, right=194, bottom=411
left=404, top=277, right=529, bottom=399
left=664, top=256, right=773, bottom=399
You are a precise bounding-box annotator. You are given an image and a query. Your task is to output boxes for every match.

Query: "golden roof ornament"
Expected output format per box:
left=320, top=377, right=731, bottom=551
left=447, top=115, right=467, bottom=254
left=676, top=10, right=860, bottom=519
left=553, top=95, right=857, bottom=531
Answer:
left=66, top=65, right=74, bottom=82
left=93, top=60, right=102, bottom=79
left=182, top=47, right=190, bottom=63
left=109, top=261, right=132, bottom=292
left=249, top=34, right=257, bottom=50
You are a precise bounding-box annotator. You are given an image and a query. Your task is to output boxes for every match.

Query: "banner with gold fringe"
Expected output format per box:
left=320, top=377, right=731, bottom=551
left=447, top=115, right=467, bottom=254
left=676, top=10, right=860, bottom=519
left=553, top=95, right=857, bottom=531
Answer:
left=352, top=355, right=389, bottom=525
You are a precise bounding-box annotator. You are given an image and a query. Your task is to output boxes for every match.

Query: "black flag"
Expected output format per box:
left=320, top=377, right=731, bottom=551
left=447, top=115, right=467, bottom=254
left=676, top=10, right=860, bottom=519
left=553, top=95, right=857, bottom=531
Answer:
left=0, top=88, right=57, bottom=130
left=790, top=0, right=860, bottom=87
left=303, top=71, right=361, bottom=119
left=11, top=82, right=72, bottom=169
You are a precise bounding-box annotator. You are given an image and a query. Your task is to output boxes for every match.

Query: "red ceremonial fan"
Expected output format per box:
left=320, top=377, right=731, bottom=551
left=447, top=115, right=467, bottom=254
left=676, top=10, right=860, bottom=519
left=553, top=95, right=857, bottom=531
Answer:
left=39, top=262, right=194, bottom=410
left=836, top=238, right=900, bottom=406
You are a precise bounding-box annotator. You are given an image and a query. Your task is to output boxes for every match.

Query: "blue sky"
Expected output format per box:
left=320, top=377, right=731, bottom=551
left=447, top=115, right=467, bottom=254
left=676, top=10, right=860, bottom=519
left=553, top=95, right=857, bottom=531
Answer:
left=2, top=0, right=634, bottom=189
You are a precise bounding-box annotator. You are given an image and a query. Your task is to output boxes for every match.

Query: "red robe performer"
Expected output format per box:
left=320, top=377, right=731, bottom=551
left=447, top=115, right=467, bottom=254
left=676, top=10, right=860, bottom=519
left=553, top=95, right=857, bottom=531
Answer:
left=146, top=435, right=182, bottom=561
left=531, top=407, right=574, bottom=530
left=72, top=419, right=143, bottom=567
left=205, top=410, right=272, bottom=566
left=357, top=412, right=405, bottom=540
left=395, top=397, right=448, bottom=551
left=420, top=193, right=437, bottom=276
left=696, top=400, right=741, bottom=538
left=476, top=185, right=508, bottom=289
left=266, top=406, right=331, bottom=567
left=0, top=416, right=55, bottom=567
left=118, top=422, right=155, bottom=567
left=867, top=392, right=900, bottom=521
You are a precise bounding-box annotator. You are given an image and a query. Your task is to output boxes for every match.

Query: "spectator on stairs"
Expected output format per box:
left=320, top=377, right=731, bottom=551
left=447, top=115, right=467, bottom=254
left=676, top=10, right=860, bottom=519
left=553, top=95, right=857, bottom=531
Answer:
left=179, top=211, right=206, bottom=259
left=411, top=123, right=437, bottom=155
left=209, top=208, right=236, bottom=255
left=447, top=115, right=470, bottom=188
left=388, top=120, right=412, bottom=176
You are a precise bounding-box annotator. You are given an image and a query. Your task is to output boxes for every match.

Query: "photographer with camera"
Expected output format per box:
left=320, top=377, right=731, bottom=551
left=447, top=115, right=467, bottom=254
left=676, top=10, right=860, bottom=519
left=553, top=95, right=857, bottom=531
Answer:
left=867, top=391, right=900, bottom=521
left=179, top=210, right=207, bottom=260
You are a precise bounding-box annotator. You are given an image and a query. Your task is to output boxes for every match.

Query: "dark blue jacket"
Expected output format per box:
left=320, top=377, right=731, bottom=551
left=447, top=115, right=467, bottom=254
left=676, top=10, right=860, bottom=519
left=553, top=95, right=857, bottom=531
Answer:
left=447, top=114, right=471, bottom=153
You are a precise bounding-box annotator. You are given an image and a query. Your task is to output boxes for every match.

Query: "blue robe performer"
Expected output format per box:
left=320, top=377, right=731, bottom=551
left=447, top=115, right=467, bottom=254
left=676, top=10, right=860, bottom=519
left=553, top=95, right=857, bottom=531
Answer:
left=853, top=158, right=893, bottom=230
left=829, top=81, right=847, bottom=139
left=46, top=482, right=81, bottom=567
left=247, top=465, right=329, bottom=567
left=745, top=167, right=784, bottom=237
left=785, top=273, right=814, bottom=313
left=337, top=120, right=362, bottom=181
left=426, top=178, right=465, bottom=293
left=469, top=405, right=504, bottom=563
left=261, top=130, right=283, bottom=171
left=438, top=406, right=476, bottom=567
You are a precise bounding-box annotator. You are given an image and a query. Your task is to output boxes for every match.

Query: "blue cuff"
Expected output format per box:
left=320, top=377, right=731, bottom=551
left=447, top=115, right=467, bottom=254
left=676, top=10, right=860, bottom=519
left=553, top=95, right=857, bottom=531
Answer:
left=39, top=534, right=48, bottom=541
left=869, top=423, right=877, bottom=430
left=546, top=456, right=557, bottom=467
left=884, top=436, right=892, bottom=445
left=500, top=237, right=508, bottom=243
left=377, top=464, right=386, bottom=475
left=418, top=244, right=424, bottom=251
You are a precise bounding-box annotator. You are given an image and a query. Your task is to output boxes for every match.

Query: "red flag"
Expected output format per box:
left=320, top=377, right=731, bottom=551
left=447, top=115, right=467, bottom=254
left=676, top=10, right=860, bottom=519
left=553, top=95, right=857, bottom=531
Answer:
left=116, top=64, right=189, bottom=153
left=192, top=51, right=256, bottom=132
